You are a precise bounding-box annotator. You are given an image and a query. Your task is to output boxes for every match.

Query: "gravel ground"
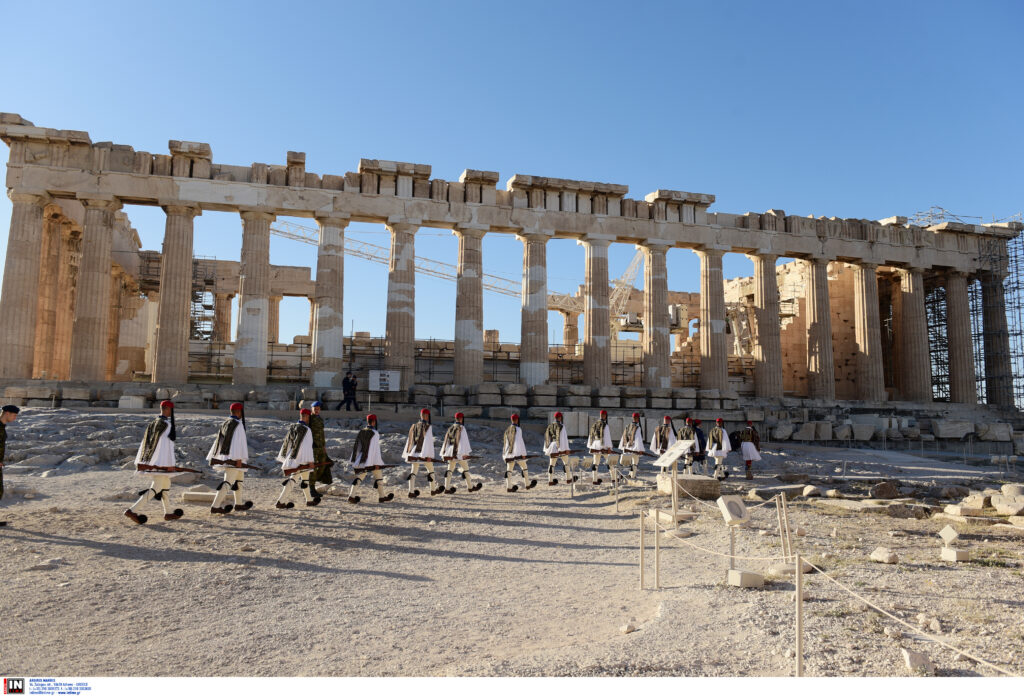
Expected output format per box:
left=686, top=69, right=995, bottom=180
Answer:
left=1, top=409, right=1022, bottom=677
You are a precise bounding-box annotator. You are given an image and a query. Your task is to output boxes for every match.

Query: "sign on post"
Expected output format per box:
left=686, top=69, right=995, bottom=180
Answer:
left=369, top=369, right=401, bottom=392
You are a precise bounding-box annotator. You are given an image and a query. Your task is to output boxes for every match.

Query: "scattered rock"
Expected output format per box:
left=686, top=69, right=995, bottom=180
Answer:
left=1001, top=483, right=1024, bottom=497
left=802, top=485, right=821, bottom=498
left=830, top=527, right=838, bottom=538
left=901, top=648, right=936, bottom=676
left=620, top=622, right=637, bottom=635
left=784, top=648, right=795, bottom=659
left=825, top=489, right=843, bottom=499
left=777, top=473, right=810, bottom=484
left=870, top=547, right=899, bottom=564
left=884, top=627, right=903, bottom=639
left=870, top=481, right=901, bottom=499
left=795, top=527, right=807, bottom=537
left=240, top=546, right=257, bottom=553
left=929, top=618, right=942, bottom=633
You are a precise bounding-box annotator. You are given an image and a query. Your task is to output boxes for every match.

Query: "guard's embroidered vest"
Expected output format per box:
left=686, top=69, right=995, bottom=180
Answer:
left=442, top=423, right=464, bottom=457
left=503, top=424, right=521, bottom=453
left=140, top=417, right=169, bottom=461
left=742, top=427, right=756, bottom=442
left=710, top=427, right=726, bottom=449
left=281, top=423, right=308, bottom=460
left=407, top=421, right=429, bottom=452
left=623, top=421, right=642, bottom=443
left=653, top=423, right=676, bottom=450
left=680, top=425, right=695, bottom=440
left=544, top=421, right=563, bottom=448
left=213, top=418, right=240, bottom=457
left=352, top=427, right=376, bottom=464
left=589, top=420, right=607, bottom=443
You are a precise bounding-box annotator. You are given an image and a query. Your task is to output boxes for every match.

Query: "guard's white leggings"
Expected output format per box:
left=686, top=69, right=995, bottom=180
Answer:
left=211, top=468, right=246, bottom=509
left=277, top=470, right=314, bottom=504
left=130, top=474, right=172, bottom=514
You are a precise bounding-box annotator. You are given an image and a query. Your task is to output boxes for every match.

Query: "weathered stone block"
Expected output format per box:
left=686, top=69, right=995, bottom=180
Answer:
left=469, top=382, right=501, bottom=395
left=469, top=393, right=501, bottom=406
left=655, top=473, right=721, bottom=499
left=443, top=396, right=467, bottom=406
left=931, top=419, right=974, bottom=439
left=814, top=422, right=832, bottom=440
left=26, top=385, right=59, bottom=399
left=990, top=495, right=1024, bottom=516
left=3, top=386, right=28, bottom=399
left=622, top=398, right=646, bottom=408
left=528, top=384, right=558, bottom=397
left=529, top=395, right=557, bottom=407
left=62, top=387, right=93, bottom=401
left=870, top=547, right=899, bottom=564
left=595, top=397, right=621, bottom=409
left=118, top=395, right=145, bottom=409
left=650, top=398, right=673, bottom=409
left=772, top=423, right=794, bottom=440
left=870, top=481, right=901, bottom=499
left=745, top=409, right=765, bottom=422
left=560, top=385, right=592, bottom=396
left=674, top=398, right=697, bottom=409
left=675, top=387, right=697, bottom=399
left=852, top=424, right=876, bottom=441
left=697, top=389, right=720, bottom=400
left=595, top=386, right=621, bottom=397
left=621, top=386, right=646, bottom=398
left=792, top=423, right=817, bottom=440
left=501, top=383, right=528, bottom=396
left=503, top=395, right=528, bottom=407
left=977, top=422, right=1013, bottom=442
left=565, top=396, right=591, bottom=407
left=832, top=424, right=852, bottom=440
left=701, top=399, right=721, bottom=410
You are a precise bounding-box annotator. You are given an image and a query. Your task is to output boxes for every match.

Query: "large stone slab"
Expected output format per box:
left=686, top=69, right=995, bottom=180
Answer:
left=931, top=419, right=974, bottom=439
left=977, top=422, right=1013, bottom=442
left=792, top=423, right=817, bottom=441
left=655, top=473, right=721, bottom=500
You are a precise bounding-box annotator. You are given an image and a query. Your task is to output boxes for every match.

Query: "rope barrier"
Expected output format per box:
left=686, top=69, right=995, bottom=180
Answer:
left=801, top=558, right=1021, bottom=678
left=648, top=517, right=785, bottom=562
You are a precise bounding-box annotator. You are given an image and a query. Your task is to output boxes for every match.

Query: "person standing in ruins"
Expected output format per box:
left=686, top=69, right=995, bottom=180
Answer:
left=739, top=420, right=761, bottom=480
left=339, top=371, right=360, bottom=411
left=439, top=412, right=483, bottom=493
left=125, top=401, right=185, bottom=524
left=206, top=402, right=254, bottom=514
left=307, top=401, right=333, bottom=498
left=403, top=408, right=441, bottom=498
left=0, top=404, right=21, bottom=527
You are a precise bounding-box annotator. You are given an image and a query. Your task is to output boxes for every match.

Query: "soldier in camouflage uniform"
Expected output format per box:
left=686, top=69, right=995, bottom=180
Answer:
left=307, top=401, right=333, bottom=498
left=0, top=405, right=22, bottom=527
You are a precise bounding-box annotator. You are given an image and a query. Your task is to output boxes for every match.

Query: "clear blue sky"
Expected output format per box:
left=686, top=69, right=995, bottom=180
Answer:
left=2, top=0, right=1021, bottom=344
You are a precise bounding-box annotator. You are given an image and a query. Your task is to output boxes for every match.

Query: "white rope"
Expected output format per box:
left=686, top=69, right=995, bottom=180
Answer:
left=802, top=558, right=1021, bottom=677
left=645, top=515, right=785, bottom=562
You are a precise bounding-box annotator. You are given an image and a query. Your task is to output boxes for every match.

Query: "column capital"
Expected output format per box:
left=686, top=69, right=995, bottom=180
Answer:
left=454, top=223, right=489, bottom=239
left=745, top=248, right=777, bottom=261
left=239, top=209, right=275, bottom=223
left=77, top=195, right=122, bottom=212
left=695, top=245, right=727, bottom=259
left=315, top=214, right=350, bottom=228
left=161, top=202, right=202, bottom=218
left=386, top=221, right=419, bottom=235
left=8, top=189, right=50, bottom=206
left=636, top=241, right=672, bottom=254
left=517, top=229, right=552, bottom=244
left=854, top=260, right=879, bottom=270
left=577, top=234, right=613, bottom=249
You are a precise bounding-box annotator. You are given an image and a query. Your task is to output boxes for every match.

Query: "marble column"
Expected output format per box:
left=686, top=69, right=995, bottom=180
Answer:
left=105, top=270, right=124, bottom=381
left=52, top=225, right=80, bottom=380
left=805, top=257, right=836, bottom=400
left=520, top=232, right=550, bottom=386
left=560, top=310, right=580, bottom=348
left=696, top=246, right=728, bottom=392
left=268, top=295, right=282, bottom=344
left=152, top=204, right=200, bottom=384
left=32, top=211, right=62, bottom=378
left=581, top=237, right=612, bottom=387
left=751, top=252, right=783, bottom=398
left=70, top=197, right=121, bottom=381
left=898, top=267, right=932, bottom=402
left=212, top=293, right=233, bottom=343
left=233, top=210, right=274, bottom=385
left=453, top=226, right=486, bottom=386
left=384, top=221, right=417, bottom=389
left=0, top=191, right=48, bottom=379
left=311, top=216, right=347, bottom=388
left=945, top=270, right=976, bottom=404
left=981, top=271, right=1014, bottom=407
left=852, top=262, right=886, bottom=402
left=641, top=243, right=671, bottom=389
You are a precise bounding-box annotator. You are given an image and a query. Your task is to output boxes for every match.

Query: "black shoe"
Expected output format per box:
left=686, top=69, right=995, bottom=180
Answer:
left=163, top=512, right=183, bottom=521
left=348, top=495, right=361, bottom=504
left=124, top=510, right=147, bottom=525
left=430, top=487, right=444, bottom=496
left=526, top=480, right=538, bottom=489
left=0, top=521, right=7, bottom=527
left=469, top=483, right=483, bottom=492
left=307, top=497, right=322, bottom=507
left=506, top=485, right=519, bottom=492
left=237, top=501, right=254, bottom=511
left=408, top=490, right=420, bottom=499
left=548, top=479, right=559, bottom=486
left=445, top=487, right=457, bottom=494
left=210, top=506, right=230, bottom=515
left=276, top=501, right=294, bottom=509
left=380, top=493, right=394, bottom=503
left=593, top=479, right=603, bottom=485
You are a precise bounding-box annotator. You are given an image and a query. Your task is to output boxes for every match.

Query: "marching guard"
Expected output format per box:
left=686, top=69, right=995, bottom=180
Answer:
left=439, top=412, right=482, bottom=494
left=502, top=413, right=537, bottom=492
left=650, top=414, right=677, bottom=472
left=543, top=411, right=576, bottom=485
left=347, top=414, right=395, bottom=504
left=706, top=417, right=732, bottom=479
left=307, top=401, right=333, bottom=498
left=125, top=401, right=186, bottom=524
left=275, top=408, right=322, bottom=509
left=678, top=417, right=698, bottom=474
left=739, top=420, right=761, bottom=480
left=618, top=412, right=646, bottom=479
left=587, top=410, right=616, bottom=484
left=403, top=408, right=442, bottom=498
left=0, top=404, right=21, bottom=527
left=206, top=402, right=254, bottom=514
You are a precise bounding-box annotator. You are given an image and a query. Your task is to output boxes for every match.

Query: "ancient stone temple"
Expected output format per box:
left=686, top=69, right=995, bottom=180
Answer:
left=0, top=112, right=1020, bottom=423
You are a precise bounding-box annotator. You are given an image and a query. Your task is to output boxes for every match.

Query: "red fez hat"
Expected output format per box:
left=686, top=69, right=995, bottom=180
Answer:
left=510, top=413, right=520, bottom=421
left=685, top=417, right=693, bottom=423
left=160, top=400, right=174, bottom=409
left=631, top=412, right=640, bottom=419
left=300, top=408, right=312, bottom=416
left=747, top=420, right=752, bottom=426
left=695, top=419, right=702, bottom=425
left=420, top=408, right=430, bottom=417
left=663, top=415, right=672, bottom=422
left=554, top=411, right=563, bottom=419
left=600, top=410, right=608, bottom=417
left=230, top=402, right=244, bottom=412
left=367, top=413, right=377, bottom=424
left=455, top=412, right=465, bottom=420
left=716, top=417, right=724, bottom=423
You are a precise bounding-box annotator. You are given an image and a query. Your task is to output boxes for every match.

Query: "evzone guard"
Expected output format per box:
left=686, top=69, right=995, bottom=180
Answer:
left=403, top=408, right=442, bottom=498
left=502, top=413, right=537, bottom=492
left=307, top=401, right=333, bottom=499
left=739, top=420, right=761, bottom=480
left=543, top=411, right=577, bottom=485
left=587, top=410, right=616, bottom=485
left=346, top=414, right=395, bottom=504
left=125, top=401, right=192, bottom=524
left=206, top=402, right=256, bottom=514
left=678, top=417, right=698, bottom=474
left=275, top=408, right=322, bottom=509
left=618, top=412, right=646, bottom=479
left=438, top=412, right=482, bottom=494
left=0, top=404, right=21, bottom=528
left=706, top=417, right=732, bottom=480
left=650, top=414, right=677, bottom=472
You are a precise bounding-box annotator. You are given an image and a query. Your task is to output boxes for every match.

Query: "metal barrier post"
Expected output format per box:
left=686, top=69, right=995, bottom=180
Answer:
left=795, top=552, right=804, bottom=677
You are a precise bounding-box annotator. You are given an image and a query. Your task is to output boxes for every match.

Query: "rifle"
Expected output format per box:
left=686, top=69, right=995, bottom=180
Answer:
left=442, top=455, right=481, bottom=462
left=211, top=459, right=261, bottom=471
left=353, top=463, right=400, bottom=474
left=282, top=463, right=319, bottom=476
left=137, top=464, right=203, bottom=474
left=503, top=454, right=546, bottom=463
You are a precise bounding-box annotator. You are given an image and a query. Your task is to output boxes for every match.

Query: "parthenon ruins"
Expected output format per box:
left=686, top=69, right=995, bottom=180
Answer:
left=1, top=112, right=1021, bottom=425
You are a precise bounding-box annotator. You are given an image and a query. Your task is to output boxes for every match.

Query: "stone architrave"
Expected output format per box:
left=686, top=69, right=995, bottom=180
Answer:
left=384, top=221, right=418, bottom=390
left=641, top=242, right=671, bottom=389
left=152, top=204, right=200, bottom=384
left=32, top=210, right=62, bottom=379
left=0, top=191, right=48, bottom=379
left=311, top=216, right=348, bottom=388
left=750, top=252, right=783, bottom=398
left=581, top=236, right=612, bottom=387
left=453, top=225, right=486, bottom=386
left=233, top=210, right=274, bottom=385
left=696, top=246, right=728, bottom=392
left=852, top=262, right=885, bottom=402
left=945, top=271, right=976, bottom=404
left=981, top=271, right=1014, bottom=407
left=69, top=196, right=121, bottom=382
left=805, top=257, right=835, bottom=400
left=520, top=231, right=550, bottom=386
left=898, top=267, right=932, bottom=402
